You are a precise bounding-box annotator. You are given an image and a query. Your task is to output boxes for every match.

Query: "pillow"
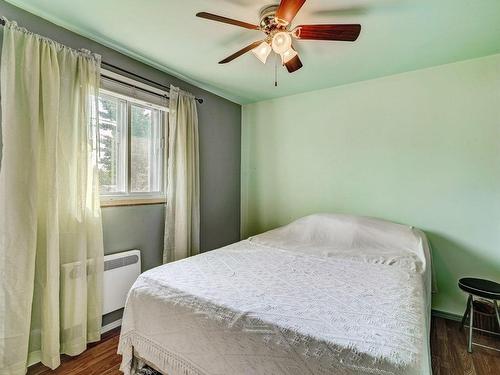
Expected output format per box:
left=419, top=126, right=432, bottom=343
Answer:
left=249, top=213, right=430, bottom=272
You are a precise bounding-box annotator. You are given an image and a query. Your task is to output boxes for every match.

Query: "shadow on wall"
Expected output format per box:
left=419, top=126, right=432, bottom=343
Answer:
left=426, top=231, right=500, bottom=315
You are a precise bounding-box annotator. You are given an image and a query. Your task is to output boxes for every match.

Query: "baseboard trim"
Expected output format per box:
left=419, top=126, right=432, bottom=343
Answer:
left=102, top=319, right=122, bottom=334
left=432, top=309, right=461, bottom=322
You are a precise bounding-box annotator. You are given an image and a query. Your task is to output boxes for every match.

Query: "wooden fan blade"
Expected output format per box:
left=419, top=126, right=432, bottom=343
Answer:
left=219, top=41, right=264, bottom=64
left=196, top=12, right=260, bottom=30
left=276, top=0, right=306, bottom=25
left=285, top=54, right=303, bottom=73
left=294, top=24, right=361, bottom=41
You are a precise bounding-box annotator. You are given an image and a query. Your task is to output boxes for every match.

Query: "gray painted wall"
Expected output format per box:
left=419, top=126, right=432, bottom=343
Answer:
left=0, top=1, right=241, bottom=325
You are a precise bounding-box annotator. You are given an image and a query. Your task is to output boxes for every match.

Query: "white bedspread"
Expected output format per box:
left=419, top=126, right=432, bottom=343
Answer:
left=118, top=214, right=432, bottom=375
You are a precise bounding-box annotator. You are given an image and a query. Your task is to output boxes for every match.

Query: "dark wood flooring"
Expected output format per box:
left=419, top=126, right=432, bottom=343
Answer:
left=28, top=317, right=499, bottom=375
left=27, top=328, right=122, bottom=375
left=431, top=316, right=500, bottom=374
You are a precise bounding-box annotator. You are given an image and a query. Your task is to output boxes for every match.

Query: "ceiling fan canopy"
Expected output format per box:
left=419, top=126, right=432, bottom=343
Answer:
left=196, top=0, right=361, bottom=73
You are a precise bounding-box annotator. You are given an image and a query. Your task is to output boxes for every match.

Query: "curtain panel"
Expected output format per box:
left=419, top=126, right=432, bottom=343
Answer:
left=163, top=86, right=200, bottom=263
left=0, top=19, right=104, bottom=374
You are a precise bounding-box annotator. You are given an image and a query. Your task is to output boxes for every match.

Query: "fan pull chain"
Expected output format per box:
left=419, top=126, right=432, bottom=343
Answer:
left=274, top=54, right=278, bottom=87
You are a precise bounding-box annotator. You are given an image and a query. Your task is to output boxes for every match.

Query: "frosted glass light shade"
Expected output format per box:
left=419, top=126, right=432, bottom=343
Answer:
left=281, top=48, right=298, bottom=64
left=251, top=41, right=272, bottom=64
left=271, top=32, right=292, bottom=54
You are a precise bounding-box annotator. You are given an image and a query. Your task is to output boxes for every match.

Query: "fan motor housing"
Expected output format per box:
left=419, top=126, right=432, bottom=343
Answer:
left=259, top=5, right=286, bottom=33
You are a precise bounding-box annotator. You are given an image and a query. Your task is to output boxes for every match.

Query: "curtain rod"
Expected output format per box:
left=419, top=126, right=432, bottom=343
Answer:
left=0, top=17, right=204, bottom=104
left=102, top=62, right=203, bottom=104
left=101, top=72, right=171, bottom=102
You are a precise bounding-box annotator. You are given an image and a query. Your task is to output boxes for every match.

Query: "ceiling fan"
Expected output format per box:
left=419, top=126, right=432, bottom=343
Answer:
left=196, top=0, right=361, bottom=73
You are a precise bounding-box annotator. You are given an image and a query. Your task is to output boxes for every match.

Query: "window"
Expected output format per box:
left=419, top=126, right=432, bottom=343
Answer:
left=97, top=89, right=166, bottom=203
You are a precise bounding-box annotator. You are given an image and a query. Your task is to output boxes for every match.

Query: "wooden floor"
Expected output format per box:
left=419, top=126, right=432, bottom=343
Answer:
left=27, top=328, right=122, bottom=375
left=28, top=317, right=499, bottom=375
left=431, top=316, right=500, bottom=374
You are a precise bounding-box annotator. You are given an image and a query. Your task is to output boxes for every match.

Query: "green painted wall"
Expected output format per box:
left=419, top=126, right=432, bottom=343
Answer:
left=241, top=54, right=500, bottom=316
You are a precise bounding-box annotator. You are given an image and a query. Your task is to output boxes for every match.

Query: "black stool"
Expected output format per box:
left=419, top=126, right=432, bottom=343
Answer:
left=458, top=277, right=500, bottom=353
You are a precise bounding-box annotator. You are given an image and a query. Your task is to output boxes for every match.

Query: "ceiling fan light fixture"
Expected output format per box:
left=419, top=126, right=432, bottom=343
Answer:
left=251, top=41, right=272, bottom=64
left=271, top=31, right=292, bottom=54
left=280, top=47, right=298, bottom=64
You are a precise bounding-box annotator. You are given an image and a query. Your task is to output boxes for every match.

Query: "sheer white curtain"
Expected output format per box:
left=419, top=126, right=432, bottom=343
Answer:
left=0, top=20, right=104, bottom=374
left=163, top=86, right=200, bottom=263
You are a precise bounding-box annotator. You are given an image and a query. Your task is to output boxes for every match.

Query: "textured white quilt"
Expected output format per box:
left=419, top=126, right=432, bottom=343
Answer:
left=118, top=214, right=432, bottom=375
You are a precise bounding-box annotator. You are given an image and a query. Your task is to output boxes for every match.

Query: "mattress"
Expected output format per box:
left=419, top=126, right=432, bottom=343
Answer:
left=118, top=214, right=433, bottom=375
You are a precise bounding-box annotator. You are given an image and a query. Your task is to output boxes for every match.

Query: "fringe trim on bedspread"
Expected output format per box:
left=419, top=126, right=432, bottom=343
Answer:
left=118, top=332, right=205, bottom=375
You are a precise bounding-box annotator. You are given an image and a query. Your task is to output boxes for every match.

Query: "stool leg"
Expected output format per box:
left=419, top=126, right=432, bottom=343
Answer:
left=494, top=300, right=500, bottom=328
left=468, top=295, right=474, bottom=353
left=461, top=295, right=472, bottom=329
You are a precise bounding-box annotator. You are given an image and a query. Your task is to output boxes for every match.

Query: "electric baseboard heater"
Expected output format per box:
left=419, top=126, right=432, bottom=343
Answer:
left=103, top=249, right=141, bottom=314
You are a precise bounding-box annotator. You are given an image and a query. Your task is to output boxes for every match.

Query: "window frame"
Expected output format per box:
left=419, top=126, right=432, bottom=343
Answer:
left=97, top=88, right=168, bottom=206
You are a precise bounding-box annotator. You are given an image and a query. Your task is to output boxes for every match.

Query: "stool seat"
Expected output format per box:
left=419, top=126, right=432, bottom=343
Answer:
left=459, top=277, right=500, bottom=300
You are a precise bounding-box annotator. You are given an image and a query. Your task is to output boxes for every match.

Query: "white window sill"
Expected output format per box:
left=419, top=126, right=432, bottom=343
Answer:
left=100, top=197, right=166, bottom=208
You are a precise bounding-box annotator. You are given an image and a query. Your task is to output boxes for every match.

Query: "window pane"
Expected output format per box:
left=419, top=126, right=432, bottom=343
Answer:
left=130, top=105, right=162, bottom=193
left=98, top=95, right=126, bottom=194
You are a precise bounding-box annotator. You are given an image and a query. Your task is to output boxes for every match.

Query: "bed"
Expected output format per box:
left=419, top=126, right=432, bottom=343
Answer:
left=118, top=213, right=433, bottom=375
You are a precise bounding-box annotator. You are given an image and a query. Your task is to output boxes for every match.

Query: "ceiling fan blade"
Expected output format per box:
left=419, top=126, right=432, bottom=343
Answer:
left=219, top=41, right=265, bottom=64
left=292, top=24, right=361, bottom=42
left=276, top=0, right=306, bottom=25
left=285, top=54, right=303, bottom=73
left=196, top=12, right=260, bottom=30
left=294, top=24, right=361, bottom=41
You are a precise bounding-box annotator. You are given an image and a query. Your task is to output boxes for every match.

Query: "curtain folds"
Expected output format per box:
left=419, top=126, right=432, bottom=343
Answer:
left=0, top=19, right=104, bottom=374
left=163, top=86, right=200, bottom=263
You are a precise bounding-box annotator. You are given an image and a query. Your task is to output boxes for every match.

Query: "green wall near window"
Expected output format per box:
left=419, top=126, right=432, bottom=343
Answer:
left=241, top=54, right=500, bottom=316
